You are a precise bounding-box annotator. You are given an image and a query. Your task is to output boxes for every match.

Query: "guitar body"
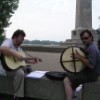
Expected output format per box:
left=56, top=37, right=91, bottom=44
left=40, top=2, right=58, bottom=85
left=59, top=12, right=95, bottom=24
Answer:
left=0, top=51, right=26, bottom=71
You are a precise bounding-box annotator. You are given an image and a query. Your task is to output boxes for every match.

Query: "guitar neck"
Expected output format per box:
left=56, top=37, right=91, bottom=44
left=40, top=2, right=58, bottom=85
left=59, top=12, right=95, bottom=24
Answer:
left=24, top=57, right=42, bottom=62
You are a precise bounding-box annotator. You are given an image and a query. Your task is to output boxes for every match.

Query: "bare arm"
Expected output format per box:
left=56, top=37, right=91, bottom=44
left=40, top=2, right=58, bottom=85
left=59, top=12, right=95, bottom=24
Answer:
left=73, top=50, right=93, bottom=69
left=0, top=46, right=24, bottom=61
left=25, top=57, right=42, bottom=64
left=0, top=46, right=42, bottom=63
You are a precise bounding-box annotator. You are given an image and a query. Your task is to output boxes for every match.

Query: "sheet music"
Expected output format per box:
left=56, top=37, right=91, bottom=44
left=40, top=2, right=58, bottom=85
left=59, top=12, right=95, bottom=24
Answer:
left=26, top=70, right=49, bottom=79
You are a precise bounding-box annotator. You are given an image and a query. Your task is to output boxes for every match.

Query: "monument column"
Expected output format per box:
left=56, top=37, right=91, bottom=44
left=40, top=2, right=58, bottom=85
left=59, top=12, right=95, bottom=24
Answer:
left=75, top=0, right=92, bottom=29
left=71, top=0, right=97, bottom=40
left=61, top=0, right=98, bottom=47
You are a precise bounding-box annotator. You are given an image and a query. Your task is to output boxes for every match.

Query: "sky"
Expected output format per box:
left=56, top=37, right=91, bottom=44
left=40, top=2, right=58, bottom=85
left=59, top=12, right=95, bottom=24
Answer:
left=5, top=0, right=100, bottom=42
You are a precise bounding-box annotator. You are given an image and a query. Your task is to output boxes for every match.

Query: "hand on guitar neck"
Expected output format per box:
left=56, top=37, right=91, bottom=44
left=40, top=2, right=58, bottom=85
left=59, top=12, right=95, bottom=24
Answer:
left=13, top=51, right=42, bottom=64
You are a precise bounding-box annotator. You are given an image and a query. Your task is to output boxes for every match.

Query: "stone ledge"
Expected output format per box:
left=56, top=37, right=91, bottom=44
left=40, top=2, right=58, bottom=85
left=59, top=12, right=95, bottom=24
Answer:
left=82, top=77, right=100, bottom=100
left=0, top=75, right=66, bottom=100
left=0, top=75, right=14, bottom=95
left=21, top=45, right=66, bottom=53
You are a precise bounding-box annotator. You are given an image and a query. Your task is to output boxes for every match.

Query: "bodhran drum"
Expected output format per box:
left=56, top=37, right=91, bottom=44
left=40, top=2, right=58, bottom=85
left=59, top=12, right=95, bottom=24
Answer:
left=60, top=46, right=86, bottom=74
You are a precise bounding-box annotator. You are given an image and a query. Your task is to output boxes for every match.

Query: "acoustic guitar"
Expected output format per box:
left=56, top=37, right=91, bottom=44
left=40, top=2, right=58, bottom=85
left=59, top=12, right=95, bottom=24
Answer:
left=0, top=51, right=42, bottom=71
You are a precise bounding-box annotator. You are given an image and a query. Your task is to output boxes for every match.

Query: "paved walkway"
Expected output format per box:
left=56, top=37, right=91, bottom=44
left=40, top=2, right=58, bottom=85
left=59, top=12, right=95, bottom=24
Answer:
left=25, top=51, right=65, bottom=72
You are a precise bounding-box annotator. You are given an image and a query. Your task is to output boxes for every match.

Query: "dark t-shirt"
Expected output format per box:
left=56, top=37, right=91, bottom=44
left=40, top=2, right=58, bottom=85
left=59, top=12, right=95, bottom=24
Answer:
left=85, top=42, right=100, bottom=75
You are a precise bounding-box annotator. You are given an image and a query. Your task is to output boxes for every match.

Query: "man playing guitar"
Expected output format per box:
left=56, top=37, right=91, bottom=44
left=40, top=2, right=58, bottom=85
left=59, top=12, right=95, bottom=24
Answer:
left=0, top=29, right=40, bottom=100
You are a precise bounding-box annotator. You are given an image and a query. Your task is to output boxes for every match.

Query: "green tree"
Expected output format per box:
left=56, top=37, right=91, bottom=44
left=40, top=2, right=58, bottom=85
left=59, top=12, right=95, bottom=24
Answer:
left=0, top=0, right=19, bottom=44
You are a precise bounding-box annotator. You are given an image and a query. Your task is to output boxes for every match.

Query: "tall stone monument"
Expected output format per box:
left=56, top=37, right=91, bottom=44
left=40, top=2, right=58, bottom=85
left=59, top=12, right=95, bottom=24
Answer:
left=76, top=0, right=92, bottom=28
left=61, top=0, right=98, bottom=46
left=72, top=0, right=98, bottom=40
left=72, top=0, right=92, bottom=39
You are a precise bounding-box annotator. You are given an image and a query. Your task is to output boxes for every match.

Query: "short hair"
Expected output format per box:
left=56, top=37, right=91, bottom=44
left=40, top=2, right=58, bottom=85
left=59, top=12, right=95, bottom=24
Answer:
left=12, top=29, right=26, bottom=39
left=80, top=30, right=93, bottom=41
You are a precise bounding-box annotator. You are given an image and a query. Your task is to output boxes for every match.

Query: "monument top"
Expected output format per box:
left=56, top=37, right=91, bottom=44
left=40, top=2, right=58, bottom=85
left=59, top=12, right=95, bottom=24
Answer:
left=61, top=0, right=98, bottom=47
left=71, top=0, right=98, bottom=41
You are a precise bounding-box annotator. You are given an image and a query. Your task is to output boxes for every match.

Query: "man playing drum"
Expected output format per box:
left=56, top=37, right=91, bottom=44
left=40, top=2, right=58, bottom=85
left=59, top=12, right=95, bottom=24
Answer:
left=63, top=30, right=100, bottom=100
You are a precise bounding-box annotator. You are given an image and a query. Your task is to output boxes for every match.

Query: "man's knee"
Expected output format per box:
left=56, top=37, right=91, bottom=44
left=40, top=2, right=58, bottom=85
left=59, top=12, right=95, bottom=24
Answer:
left=16, top=69, right=25, bottom=78
left=63, top=77, right=70, bottom=84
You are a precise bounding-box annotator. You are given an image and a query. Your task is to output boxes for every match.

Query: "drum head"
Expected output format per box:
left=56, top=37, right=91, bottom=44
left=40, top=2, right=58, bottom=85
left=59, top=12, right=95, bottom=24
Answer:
left=60, top=46, right=86, bottom=74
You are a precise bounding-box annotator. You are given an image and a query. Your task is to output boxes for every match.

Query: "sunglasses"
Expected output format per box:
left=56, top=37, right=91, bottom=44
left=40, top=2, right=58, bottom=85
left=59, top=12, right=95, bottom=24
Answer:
left=81, top=37, right=89, bottom=40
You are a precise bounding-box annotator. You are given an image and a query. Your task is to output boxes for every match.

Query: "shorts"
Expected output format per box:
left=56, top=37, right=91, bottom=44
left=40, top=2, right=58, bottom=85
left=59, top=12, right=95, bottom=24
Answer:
left=68, top=71, right=98, bottom=89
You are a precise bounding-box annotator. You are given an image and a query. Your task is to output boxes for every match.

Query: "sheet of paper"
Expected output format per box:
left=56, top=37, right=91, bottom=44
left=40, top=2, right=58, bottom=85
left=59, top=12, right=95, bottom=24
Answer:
left=26, top=70, right=49, bottom=79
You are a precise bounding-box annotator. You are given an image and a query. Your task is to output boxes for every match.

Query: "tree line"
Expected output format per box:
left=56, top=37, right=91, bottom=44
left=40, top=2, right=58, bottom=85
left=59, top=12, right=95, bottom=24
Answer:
left=23, top=39, right=60, bottom=45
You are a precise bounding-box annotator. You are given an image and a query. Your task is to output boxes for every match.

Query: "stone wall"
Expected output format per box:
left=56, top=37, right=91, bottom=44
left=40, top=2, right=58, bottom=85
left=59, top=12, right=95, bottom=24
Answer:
left=21, top=45, right=67, bottom=53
